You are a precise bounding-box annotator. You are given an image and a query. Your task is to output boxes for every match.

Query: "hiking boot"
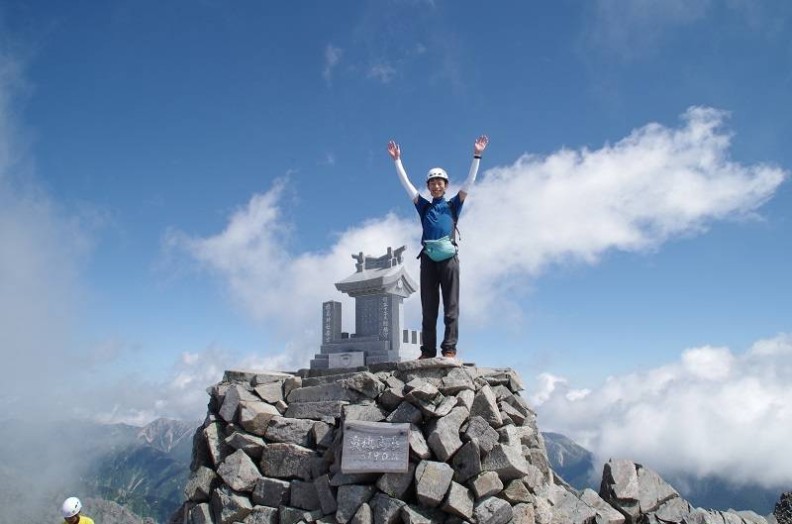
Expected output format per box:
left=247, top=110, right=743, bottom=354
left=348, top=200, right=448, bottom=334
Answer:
left=439, top=350, right=459, bottom=363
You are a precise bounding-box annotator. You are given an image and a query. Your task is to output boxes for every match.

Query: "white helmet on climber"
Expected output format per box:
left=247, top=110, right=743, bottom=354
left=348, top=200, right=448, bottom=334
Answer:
left=426, top=167, right=448, bottom=183
left=61, top=497, right=82, bottom=519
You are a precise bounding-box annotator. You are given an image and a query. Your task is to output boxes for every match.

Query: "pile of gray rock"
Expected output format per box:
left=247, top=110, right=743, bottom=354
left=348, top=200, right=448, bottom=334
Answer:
left=775, top=492, right=791, bottom=524
left=170, top=360, right=776, bottom=524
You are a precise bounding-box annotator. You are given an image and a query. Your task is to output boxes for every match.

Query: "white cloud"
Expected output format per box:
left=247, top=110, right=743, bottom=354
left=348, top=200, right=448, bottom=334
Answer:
left=86, top=346, right=230, bottom=424
left=0, top=49, right=132, bottom=432
left=323, top=44, right=342, bottom=84
left=586, top=0, right=786, bottom=61
left=681, top=345, right=733, bottom=380
left=367, top=62, right=397, bottom=84
left=531, top=373, right=591, bottom=406
left=459, top=106, right=786, bottom=324
left=587, top=0, right=712, bottom=59
left=535, top=333, right=792, bottom=487
left=85, top=337, right=365, bottom=424
left=0, top=51, right=96, bottom=415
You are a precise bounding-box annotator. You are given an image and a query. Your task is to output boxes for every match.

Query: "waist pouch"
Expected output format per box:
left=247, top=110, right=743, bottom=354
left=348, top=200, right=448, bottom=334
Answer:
left=423, top=236, right=457, bottom=262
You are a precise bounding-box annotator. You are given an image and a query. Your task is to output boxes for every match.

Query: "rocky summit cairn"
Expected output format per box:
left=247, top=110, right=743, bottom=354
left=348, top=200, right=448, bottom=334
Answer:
left=171, top=362, right=775, bottom=524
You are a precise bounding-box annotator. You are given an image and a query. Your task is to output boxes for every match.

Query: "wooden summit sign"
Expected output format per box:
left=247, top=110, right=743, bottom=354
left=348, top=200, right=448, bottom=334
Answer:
left=341, top=421, right=410, bottom=474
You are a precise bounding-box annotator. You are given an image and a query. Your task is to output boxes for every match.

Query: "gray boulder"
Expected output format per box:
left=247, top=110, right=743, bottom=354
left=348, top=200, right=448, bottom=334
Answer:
left=408, top=423, right=432, bottom=459
left=441, top=481, right=474, bottom=520
left=481, top=443, right=531, bottom=481
left=470, top=470, right=504, bottom=499
left=426, top=406, right=469, bottom=461
left=224, top=432, right=266, bottom=459
left=341, top=372, right=385, bottom=399
left=186, top=502, right=213, bottom=524
left=238, top=401, right=280, bottom=436
left=335, top=484, right=375, bottom=524
left=463, top=415, right=499, bottom=453
left=264, top=416, right=318, bottom=446
left=376, top=462, right=416, bottom=499
left=414, top=460, right=454, bottom=508
left=217, top=449, right=262, bottom=493
left=218, top=385, right=259, bottom=423
left=185, top=466, right=218, bottom=502
left=211, top=485, right=252, bottom=524
left=350, top=502, right=372, bottom=524
left=451, top=440, right=482, bottom=483
left=253, top=382, right=284, bottom=404
left=251, top=477, right=290, bottom=507
left=284, top=400, right=348, bottom=420
left=470, top=384, right=503, bottom=428
left=369, top=493, right=405, bottom=524
left=259, top=443, right=316, bottom=480
left=241, top=505, right=278, bottom=524
left=474, top=496, right=513, bottom=524
left=600, top=459, right=686, bottom=521
left=313, top=473, right=337, bottom=515
left=580, top=488, right=626, bottom=524
left=289, top=479, right=321, bottom=511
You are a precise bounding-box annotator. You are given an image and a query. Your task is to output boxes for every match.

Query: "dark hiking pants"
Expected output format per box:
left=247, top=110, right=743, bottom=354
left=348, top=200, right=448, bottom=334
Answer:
left=420, top=252, right=460, bottom=357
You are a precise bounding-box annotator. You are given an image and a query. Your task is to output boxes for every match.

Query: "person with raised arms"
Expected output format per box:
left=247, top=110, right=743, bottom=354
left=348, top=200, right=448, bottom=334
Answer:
left=387, top=134, right=489, bottom=361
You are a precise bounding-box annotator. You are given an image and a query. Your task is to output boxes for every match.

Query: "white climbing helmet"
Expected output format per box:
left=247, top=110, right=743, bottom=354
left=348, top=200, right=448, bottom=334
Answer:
left=61, top=497, right=82, bottom=518
left=426, top=167, right=448, bottom=183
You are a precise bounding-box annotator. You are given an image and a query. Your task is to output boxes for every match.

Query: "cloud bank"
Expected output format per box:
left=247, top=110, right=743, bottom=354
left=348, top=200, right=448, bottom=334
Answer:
left=0, top=52, right=94, bottom=415
left=460, top=106, right=785, bottom=322
left=533, top=333, right=792, bottom=487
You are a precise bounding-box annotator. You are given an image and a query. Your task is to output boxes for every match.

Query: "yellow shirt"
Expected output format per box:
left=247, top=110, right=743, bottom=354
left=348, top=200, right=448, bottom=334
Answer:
left=64, top=516, right=94, bottom=524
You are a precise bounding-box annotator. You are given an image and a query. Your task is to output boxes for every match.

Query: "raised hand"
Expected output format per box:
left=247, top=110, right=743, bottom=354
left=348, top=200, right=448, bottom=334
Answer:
left=387, top=140, right=401, bottom=160
left=474, top=135, right=489, bottom=155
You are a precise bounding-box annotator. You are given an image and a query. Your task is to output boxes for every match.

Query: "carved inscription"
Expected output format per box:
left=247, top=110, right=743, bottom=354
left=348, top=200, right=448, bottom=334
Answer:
left=329, top=352, right=365, bottom=369
left=380, top=295, right=390, bottom=341
left=323, top=302, right=333, bottom=343
left=357, top=295, right=378, bottom=337
left=341, top=421, right=410, bottom=474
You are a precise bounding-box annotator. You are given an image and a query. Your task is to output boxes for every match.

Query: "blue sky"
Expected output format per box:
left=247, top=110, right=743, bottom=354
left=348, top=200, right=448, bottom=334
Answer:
left=1, top=1, right=790, bottom=489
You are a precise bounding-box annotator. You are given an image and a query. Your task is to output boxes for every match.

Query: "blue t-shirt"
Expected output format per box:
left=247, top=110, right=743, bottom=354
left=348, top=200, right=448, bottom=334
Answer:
left=415, top=194, right=463, bottom=242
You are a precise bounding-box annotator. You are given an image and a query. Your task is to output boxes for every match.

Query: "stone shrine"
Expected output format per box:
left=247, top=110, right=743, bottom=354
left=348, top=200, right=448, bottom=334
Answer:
left=309, top=246, right=421, bottom=369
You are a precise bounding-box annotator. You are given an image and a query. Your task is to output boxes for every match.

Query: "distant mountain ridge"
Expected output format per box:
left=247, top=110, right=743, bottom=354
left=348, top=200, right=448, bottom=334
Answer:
left=86, top=418, right=196, bottom=522
left=0, top=417, right=197, bottom=524
left=542, top=431, right=597, bottom=489
left=137, top=418, right=196, bottom=453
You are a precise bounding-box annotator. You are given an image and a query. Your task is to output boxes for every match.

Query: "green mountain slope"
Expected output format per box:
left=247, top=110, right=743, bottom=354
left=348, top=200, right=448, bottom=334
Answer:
left=87, top=444, right=189, bottom=522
